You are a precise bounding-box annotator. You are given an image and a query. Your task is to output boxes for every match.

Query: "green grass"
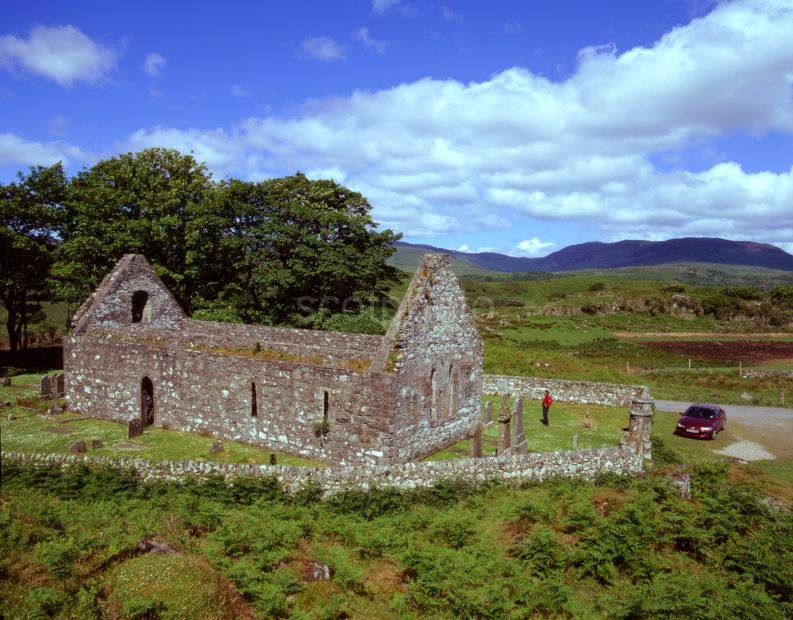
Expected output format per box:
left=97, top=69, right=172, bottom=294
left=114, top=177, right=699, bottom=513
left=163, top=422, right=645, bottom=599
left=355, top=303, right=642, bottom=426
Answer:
left=0, top=374, right=324, bottom=467
left=425, top=397, right=626, bottom=460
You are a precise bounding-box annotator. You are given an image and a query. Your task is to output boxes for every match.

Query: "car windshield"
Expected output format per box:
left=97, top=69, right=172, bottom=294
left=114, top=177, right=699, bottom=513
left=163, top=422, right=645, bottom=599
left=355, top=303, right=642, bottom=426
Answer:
left=685, top=407, right=717, bottom=420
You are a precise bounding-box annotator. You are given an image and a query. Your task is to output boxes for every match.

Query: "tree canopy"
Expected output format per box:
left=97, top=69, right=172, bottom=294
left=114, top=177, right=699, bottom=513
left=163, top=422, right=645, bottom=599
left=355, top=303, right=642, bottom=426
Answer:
left=0, top=163, right=67, bottom=351
left=1, top=148, right=401, bottom=348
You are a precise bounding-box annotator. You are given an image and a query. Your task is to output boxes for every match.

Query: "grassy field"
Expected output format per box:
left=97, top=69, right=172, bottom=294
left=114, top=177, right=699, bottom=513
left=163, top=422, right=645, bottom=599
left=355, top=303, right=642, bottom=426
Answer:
left=426, top=396, right=626, bottom=460
left=0, top=374, right=323, bottom=467
left=446, top=270, right=793, bottom=407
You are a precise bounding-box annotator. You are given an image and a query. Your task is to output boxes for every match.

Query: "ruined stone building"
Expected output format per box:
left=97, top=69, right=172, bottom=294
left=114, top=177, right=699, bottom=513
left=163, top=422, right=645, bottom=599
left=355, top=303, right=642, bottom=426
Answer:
left=64, top=253, right=484, bottom=465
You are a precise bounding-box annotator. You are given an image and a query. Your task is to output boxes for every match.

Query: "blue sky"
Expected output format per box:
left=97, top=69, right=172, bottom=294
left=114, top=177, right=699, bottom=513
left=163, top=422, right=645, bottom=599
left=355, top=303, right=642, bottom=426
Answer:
left=2, top=0, right=792, bottom=255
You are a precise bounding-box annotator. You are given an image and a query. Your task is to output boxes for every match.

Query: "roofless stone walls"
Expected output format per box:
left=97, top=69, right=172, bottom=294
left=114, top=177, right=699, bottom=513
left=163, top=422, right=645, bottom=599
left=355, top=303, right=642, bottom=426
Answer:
left=373, top=254, right=485, bottom=462
left=65, top=253, right=484, bottom=465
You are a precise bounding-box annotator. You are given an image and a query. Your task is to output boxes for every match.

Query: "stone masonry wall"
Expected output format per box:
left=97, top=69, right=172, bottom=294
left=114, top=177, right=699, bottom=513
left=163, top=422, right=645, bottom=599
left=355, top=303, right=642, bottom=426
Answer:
left=483, top=374, right=650, bottom=407
left=72, top=254, right=186, bottom=334
left=64, top=337, right=397, bottom=465
left=2, top=445, right=642, bottom=496
left=378, top=255, right=485, bottom=462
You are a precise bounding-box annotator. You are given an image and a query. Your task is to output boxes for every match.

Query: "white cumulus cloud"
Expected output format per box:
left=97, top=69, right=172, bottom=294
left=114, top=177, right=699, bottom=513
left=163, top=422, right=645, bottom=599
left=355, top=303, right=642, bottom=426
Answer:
left=300, top=37, right=344, bottom=62
left=515, top=238, right=556, bottom=257
left=0, top=132, right=89, bottom=167
left=118, top=0, right=793, bottom=246
left=0, top=25, right=116, bottom=87
left=354, top=28, right=386, bottom=53
left=142, top=52, right=166, bottom=77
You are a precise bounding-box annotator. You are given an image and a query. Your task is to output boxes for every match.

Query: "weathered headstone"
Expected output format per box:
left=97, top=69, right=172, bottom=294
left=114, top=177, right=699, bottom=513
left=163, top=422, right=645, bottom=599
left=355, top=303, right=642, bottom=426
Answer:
left=70, top=440, right=86, bottom=454
left=1, top=376, right=11, bottom=386
left=39, top=375, right=52, bottom=399
left=269, top=453, right=277, bottom=466
left=48, top=398, right=61, bottom=414
left=498, top=412, right=511, bottom=453
left=582, top=410, right=591, bottom=431
left=470, top=424, right=483, bottom=458
left=55, top=373, right=65, bottom=397
left=572, top=433, right=579, bottom=449
left=484, top=401, right=493, bottom=426
left=209, top=441, right=223, bottom=454
left=91, top=439, right=103, bottom=449
left=513, top=397, right=524, bottom=440
left=128, top=418, right=144, bottom=438
left=500, top=393, right=510, bottom=419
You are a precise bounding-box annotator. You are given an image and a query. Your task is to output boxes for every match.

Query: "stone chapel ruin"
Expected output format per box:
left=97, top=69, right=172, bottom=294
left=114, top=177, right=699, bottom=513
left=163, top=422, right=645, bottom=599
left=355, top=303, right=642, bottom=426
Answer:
left=64, top=253, right=484, bottom=465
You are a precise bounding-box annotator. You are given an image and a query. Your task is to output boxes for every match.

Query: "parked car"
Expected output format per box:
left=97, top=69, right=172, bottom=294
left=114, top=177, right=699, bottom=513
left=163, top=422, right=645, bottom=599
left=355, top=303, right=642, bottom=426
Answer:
left=675, top=404, right=726, bottom=440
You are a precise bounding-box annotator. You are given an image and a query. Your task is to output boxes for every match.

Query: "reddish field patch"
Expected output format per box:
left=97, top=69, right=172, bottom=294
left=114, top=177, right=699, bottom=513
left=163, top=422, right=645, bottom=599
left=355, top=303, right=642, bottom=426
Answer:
left=642, top=340, right=793, bottom=364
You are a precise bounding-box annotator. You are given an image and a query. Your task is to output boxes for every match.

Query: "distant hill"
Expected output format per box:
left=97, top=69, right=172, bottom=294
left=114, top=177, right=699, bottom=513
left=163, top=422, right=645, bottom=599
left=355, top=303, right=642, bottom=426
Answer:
left=390, top=238, right=793, bottom=274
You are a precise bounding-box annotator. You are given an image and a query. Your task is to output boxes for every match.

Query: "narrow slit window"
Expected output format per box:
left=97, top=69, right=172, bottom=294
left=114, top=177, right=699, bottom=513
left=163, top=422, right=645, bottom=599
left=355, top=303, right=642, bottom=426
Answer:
left=251, top=382, right=258, bottom=417
left=430, top=368, right=438, bottom=423
left=448, top=364, right=454, bottom=418
left=323, top=390, right=329, bottom=425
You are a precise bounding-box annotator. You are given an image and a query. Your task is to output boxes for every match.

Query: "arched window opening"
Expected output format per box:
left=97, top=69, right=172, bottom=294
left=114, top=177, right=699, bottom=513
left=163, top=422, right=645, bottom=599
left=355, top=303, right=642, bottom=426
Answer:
left=131, top=291, right=149, bottom=323
left=141, top=377, right=154, bottom=426
left=430, top=368, right=438, bottom=423
left=448, top=364, right=455, bottom=418
left=251, top=382, right=258, bottom=417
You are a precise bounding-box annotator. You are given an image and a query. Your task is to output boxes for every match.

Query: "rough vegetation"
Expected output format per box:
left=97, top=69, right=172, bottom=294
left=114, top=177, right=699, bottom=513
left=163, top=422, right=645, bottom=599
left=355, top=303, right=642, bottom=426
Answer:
left=1, top=459, right=791, bottom=618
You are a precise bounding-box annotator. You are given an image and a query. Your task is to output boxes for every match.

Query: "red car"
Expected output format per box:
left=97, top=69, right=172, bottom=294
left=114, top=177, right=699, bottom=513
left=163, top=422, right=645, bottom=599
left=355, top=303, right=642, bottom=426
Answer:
left=675, top=404, right=726, bottom=440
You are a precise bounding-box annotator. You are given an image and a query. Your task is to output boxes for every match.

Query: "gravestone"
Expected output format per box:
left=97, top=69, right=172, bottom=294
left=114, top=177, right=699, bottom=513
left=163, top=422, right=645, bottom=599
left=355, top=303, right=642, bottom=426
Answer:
left=209, top=441, right=223, bottom=454
left=55, top=373, right=65, bottom=397
left=484, top=401, right=493, bottom=426
left=70, top=440, right=87, bottom=454
left=270, top=453, right=277, bottom=465
left=500, top=394, right=510, bottom=419
left=91, top=439, right=103, bottom=449
left=573, top=433, right=579, bottom=449
left=128, top=419, right=144, bottom=438
left=498, top=412, right=511, bottom=453
left=470, top=424, right=483, bottom=458
left=1, top=377, right=10, bottom=386
left=512, top=396, right=526, bottom=446
left=39, top=375, right=52, bottom=399
left=48, top=398, right=61, bottom=414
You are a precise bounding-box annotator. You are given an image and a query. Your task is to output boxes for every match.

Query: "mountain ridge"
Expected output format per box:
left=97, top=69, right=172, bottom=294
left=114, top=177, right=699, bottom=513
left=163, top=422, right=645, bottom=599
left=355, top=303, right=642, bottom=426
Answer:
left=390, top=237, right=793, bottom=273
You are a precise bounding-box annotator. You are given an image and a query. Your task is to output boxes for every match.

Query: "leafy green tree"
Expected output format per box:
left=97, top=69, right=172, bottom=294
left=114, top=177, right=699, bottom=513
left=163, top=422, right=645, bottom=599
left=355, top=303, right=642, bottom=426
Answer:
left=192, top=173, right=401, bottom=324
left=0, top=164, right=67, bottom=350
left=53, top=148, right=212, bottom=311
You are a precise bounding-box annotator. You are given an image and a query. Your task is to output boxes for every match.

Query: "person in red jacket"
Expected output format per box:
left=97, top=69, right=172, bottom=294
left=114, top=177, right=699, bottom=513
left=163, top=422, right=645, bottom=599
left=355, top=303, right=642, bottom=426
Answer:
left=542, top=390, right=553, bottom=426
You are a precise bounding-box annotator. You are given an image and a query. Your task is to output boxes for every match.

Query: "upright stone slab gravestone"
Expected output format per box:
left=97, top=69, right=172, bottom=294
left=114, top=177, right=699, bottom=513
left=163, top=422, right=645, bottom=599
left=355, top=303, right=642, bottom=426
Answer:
left=470, top=424, right=483, bottom=458
left=498, top=412, right=511, bottom=454
left=484, top=401, right=493, bottom=426
left=55, top=373, right=65, bottom=397
left=500, top=394, right=510, bottom=419
left=512, top=396, right=526, bottom=446
left=128, top=419, right=144, bottom=438
left=39, top=375, right=52, bottom=399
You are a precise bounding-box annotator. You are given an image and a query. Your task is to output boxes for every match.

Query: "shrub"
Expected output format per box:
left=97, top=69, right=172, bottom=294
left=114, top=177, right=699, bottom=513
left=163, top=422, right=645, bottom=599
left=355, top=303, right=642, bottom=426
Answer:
left=588, top=282, right=605, bottom=291
left=323, top=311, right=385, bottom=335
left=34, top=539, right=77, bottom=580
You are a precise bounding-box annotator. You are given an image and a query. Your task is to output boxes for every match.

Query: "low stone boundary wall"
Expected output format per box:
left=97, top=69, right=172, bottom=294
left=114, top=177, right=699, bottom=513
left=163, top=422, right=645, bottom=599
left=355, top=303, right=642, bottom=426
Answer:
left=1, top=446, right=642, bottom=496
left=483, top=374, right=650, bottom=407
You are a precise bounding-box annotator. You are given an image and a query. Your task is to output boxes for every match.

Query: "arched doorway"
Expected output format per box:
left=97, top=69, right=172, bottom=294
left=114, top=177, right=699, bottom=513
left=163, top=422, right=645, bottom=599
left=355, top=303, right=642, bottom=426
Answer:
left=141, top=377, right=154, bottom=426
